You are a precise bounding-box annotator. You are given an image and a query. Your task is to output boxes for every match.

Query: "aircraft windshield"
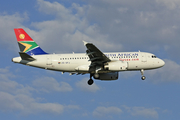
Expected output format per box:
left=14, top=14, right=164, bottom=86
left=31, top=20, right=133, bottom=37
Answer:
left=152, top=55, right=157, bottom=58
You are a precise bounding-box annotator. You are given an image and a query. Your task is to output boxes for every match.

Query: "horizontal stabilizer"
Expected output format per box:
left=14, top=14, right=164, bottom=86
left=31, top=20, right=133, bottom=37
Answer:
left=19, top=52, right=36, bottom=61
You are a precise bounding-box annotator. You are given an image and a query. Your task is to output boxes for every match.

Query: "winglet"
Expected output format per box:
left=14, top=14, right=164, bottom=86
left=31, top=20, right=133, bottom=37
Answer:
left=83, top=41, right=88, bottom=46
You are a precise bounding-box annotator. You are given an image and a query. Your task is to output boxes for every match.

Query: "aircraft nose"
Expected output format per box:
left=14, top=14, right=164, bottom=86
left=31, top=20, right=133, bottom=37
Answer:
left=159, top=59, right=165, bottom=67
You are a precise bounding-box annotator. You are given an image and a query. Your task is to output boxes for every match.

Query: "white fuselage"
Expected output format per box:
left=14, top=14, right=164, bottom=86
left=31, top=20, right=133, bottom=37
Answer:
left=12, top=52, right=165, bottom=73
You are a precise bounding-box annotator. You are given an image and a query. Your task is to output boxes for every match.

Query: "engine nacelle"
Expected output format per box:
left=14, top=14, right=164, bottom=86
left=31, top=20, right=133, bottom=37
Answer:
left=104, top=61, right=128, bottom=71
left=93, top=72, right=118, bottom=80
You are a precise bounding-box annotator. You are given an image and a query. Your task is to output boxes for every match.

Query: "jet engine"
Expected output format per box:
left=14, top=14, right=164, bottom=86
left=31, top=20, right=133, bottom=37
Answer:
left=93, top=72, right=118, bottom=80
left=104, top=61, right=128, bottom=71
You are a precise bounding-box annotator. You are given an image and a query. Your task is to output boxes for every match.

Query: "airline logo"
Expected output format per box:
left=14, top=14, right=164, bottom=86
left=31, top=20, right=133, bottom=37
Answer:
left=19, top=34, right=25, bottom=39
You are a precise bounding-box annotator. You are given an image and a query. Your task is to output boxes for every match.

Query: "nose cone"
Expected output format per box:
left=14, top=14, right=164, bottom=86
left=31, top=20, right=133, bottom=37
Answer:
left=159, top=59, right=165, bottom=67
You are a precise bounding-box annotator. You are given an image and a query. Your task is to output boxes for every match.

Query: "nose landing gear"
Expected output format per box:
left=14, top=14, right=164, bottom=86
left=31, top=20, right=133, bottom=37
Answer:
left=140, top=69, right=146, bottom=80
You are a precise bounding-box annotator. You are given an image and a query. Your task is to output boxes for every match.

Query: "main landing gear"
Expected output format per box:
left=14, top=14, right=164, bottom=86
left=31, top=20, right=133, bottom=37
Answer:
left=140, top=69, right=146, bottom=80
left=87, top=74, right=94, bottom=85
left=88, top=79, right=94, bottom=85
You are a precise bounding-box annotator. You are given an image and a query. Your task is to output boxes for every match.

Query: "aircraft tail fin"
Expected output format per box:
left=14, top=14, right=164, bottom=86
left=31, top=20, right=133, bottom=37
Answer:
left=14, top=28, right=47, bottom=55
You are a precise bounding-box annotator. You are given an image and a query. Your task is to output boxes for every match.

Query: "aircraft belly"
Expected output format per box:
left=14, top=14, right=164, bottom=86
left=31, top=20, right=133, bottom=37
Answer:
left=134, top=61, right=155, bottom=70
left=128, top=61, right=153, bottom=70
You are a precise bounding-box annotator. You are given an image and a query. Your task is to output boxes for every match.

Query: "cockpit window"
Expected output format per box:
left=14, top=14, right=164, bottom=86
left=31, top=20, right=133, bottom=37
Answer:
left=152, top=55, right=157, bottom=58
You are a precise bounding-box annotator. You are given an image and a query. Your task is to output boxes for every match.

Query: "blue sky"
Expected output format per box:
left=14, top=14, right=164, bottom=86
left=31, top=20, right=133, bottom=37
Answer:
left=0, top=0, right=180, bottom=120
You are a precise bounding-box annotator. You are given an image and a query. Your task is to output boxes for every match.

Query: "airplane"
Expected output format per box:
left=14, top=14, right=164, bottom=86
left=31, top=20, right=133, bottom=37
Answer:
left=12, top=28, right=165, bottom=85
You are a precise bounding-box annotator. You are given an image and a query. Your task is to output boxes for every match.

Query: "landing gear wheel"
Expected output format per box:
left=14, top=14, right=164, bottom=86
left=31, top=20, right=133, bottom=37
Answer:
left=87, top=79, right=94, bottom=85
left=141, top=76, right=146, bottom=80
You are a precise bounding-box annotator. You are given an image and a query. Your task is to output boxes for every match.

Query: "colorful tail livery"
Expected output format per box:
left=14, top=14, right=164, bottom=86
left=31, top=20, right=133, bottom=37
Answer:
left=14, top=28, right=47, bottom=55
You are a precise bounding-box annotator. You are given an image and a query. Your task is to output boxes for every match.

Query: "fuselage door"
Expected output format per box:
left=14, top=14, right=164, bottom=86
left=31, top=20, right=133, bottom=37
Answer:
left=141, top=53, right=147, bottom=62
left=46, top=55, right=52, bottom=66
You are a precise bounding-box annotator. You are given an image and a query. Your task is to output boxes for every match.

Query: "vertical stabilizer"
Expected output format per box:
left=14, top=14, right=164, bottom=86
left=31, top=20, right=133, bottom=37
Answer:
left=14, top=28, right=47, bottom=55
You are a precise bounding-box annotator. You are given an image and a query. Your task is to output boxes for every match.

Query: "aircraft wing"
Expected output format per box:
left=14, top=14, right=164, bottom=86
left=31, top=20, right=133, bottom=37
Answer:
left=83, top=41, right=111, bottom=66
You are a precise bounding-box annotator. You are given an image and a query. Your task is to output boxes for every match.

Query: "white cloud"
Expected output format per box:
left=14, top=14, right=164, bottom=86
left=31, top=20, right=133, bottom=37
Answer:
left=14, top=94, right=80, bottom=115
left=0, top=67, right=34, bottom=95
left=138, top=11, right=157, bottom=26
left=123, top=106, right=159, bottom=118
left=93, top=106, right=122, bottom=118
left=0, top=0, right=126, bottom=53
left=31, top=0, right=124, bottom=53
left=0, top=67, right=9, bottom=73
left=0, top=88, right=63, bottom=115
left=76, top=78, right=100, bottom=92
left=0, top=67, right=79, bottom=115
left=72, top=3, right=89, bottom=17
left=156, top=0, right=180, bottom=9
left=37, top=0, right=71, bottom=18
left=31, top=102, right=64, bottom=114
left=10, top=94, right=64, bottom=115
left=0, top=13, right=28, bottom=51
left=117, top=7, right=128, bottom=13
left=0, top=92, right=24, bottom=112
left=0, top=0, right=123, bottom=54
left=32, top=76, right=72, bottom=93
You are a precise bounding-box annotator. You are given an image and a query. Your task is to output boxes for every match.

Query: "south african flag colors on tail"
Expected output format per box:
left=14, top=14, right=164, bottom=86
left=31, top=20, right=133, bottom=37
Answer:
left=14, top=28, right=47, bottom=55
